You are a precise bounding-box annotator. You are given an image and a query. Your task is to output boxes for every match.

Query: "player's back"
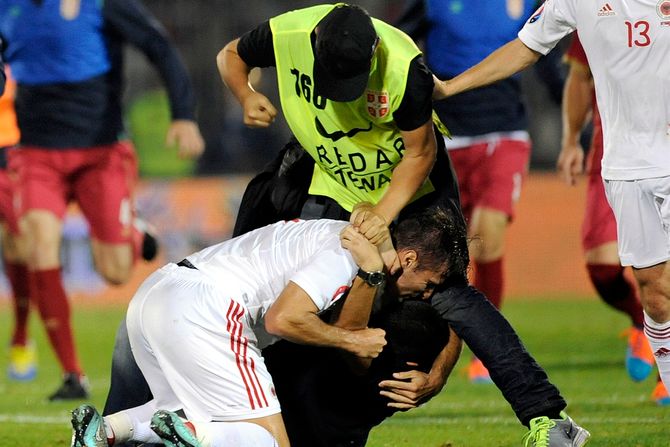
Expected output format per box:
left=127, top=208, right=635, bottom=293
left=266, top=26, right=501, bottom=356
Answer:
left=186, top=219, right=356, bottom=326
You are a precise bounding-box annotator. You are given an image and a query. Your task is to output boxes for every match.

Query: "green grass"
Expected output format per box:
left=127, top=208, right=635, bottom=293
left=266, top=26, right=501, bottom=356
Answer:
left=0, top=298, right=668, bottom=446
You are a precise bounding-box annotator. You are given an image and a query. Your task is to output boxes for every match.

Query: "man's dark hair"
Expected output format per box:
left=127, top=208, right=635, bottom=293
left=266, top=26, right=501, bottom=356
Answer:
left=392, top=206, right=469, bottom=283
left=368, top=299, right=450, bottom=377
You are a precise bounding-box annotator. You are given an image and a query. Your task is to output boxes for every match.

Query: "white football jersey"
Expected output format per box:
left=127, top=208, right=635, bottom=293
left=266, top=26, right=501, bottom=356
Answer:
left=185, top=219, right=356, bottom=341
left=518, top=0, right=670, bottom=180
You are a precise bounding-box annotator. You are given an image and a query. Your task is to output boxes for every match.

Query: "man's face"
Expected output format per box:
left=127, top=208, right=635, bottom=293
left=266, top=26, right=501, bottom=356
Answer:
left=393, top=260, right=447, bottom=300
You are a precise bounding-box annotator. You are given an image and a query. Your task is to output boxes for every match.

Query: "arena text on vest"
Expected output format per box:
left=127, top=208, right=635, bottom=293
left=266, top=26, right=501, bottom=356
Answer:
left=313, top=136, right=405, bottom=192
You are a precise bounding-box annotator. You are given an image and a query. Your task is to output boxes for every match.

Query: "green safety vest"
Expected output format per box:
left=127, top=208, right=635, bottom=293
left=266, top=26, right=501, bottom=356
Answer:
left=270, top=4, right=435, bottom=212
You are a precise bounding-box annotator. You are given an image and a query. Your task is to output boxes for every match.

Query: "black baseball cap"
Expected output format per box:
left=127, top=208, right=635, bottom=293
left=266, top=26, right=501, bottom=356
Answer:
left=313, top=4, right=378, bottom=102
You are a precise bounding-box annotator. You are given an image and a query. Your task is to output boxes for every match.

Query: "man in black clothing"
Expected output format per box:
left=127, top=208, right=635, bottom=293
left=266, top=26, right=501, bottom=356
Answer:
left=264, top=299, right=456, bottom=447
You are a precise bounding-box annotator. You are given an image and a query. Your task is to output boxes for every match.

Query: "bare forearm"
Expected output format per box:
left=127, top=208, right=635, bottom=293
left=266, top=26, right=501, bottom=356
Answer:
left=436, top=39, right=541, bottom=100
left=373, top=125, right=436, bottom=223
left=217, top=39, right=255, bottom=105
left=561, top=70, right=593, bottom=146
left=270, top=311, right=356, bottom=350
left=331, top=278, right=379, bottom=330
left=428, top=329, right=461, bottom=391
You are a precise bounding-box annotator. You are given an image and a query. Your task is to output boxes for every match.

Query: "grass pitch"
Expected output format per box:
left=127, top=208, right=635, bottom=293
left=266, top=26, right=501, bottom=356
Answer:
left=0, top=298, right=668, bottom=446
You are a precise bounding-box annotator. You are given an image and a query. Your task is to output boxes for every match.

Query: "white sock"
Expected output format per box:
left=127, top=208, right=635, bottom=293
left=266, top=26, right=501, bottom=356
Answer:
left=106, top=401, right=161, bottom=444
left=104, top=413, right=131, bottom=444
left=193, top=421, right=278, bottom=447
left=644, top=312, right=670, bottom=389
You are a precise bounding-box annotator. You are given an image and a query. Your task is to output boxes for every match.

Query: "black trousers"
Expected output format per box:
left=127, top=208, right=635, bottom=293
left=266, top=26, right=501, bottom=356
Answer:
left=103, top=135, right=565, bottom=433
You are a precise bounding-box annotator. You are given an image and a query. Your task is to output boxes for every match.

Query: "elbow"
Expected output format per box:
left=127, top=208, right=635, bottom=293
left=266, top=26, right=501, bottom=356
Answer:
left=216, top=39, right=237, bottom=74
left=216, top=47, right=228, bottom=73
left=264, top=314, right=284, bottom=337
left=264, top=312, right=295, bottom=339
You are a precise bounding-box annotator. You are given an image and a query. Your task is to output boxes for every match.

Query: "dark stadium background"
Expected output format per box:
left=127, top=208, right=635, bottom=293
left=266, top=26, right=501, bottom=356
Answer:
left=124, top=0, right=565, bottom=176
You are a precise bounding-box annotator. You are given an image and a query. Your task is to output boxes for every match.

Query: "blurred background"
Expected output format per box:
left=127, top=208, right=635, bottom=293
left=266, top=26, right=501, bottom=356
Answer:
left=1, top=0, right=586, bottom=301
left=125, top=0, right=565, bottom=177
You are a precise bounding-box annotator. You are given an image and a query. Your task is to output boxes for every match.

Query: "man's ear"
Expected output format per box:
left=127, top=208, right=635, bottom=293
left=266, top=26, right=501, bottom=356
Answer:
left=397, top=249, right=418, bottom=270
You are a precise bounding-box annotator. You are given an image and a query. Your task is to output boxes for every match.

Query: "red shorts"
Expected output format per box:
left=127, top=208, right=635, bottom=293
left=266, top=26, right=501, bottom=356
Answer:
left=0, top=168, right=18, bottom=234
left=8, top=141, right=139, bottom=244
left=447, top=137, right=530, bottom=221
left=581, top=172, right=617, bottom=251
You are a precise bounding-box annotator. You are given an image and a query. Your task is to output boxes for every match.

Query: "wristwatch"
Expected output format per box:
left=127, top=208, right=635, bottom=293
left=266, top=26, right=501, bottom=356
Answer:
left=357, top=268, right=385, bottom=287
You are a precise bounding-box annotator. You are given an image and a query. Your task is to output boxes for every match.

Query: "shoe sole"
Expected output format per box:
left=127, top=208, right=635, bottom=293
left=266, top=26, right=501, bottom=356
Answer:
left=71, top=406, right=90, bottom=447
left=150, top=410, right=199, bottom=447
left=71, top=405, right=104, bottom=447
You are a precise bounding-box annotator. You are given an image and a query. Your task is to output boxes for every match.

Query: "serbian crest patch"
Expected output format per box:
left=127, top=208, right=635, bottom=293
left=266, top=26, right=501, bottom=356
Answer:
left=366, top=90, right=389, bottom=118
left=658, top=0, right=670, bottom=18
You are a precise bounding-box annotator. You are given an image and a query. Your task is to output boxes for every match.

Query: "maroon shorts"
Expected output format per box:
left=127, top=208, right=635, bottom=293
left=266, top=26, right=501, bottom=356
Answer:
left=582, top=172, right=617, bottom=251
left=0, top=167, right=18, bottom=234
left=447, top=137, right=530, bottom=221
left=8, top=141, right=138, bottom=244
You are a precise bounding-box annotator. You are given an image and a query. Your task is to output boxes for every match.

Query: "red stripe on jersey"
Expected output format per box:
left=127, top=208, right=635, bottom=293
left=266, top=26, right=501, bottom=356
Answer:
left=226, top=301, right=257, bottom=409
left=249, top=356, right=269, bottom=406
left=235, top=304, right=269, bottom=407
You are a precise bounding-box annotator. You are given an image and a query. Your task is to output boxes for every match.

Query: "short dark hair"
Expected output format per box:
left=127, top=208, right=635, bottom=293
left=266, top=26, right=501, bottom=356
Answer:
left=392, top=206, right=469, bottom=283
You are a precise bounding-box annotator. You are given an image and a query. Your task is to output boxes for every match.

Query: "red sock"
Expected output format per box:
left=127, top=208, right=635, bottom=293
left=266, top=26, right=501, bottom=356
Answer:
left=587, top=263, right=644, bottom=327
left=5, top=261, right=31, bottom=346
left=474, top=258, right=504, bottom=309
left=29, top=268, right=82, bottom=375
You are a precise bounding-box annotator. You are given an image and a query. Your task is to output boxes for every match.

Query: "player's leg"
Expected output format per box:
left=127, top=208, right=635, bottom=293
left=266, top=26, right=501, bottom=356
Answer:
left=431, top=285, right=565, bottom=419
left=633, top=264, right=670, bottom=389
left=137, top=264, right=285, bottom=446
left=10, top=146, right=89, bottom=399
left=431, top=285, right=590, bottom=444
left=103, top=317, right=153, bottom=416
left=582, top=173, right=651, bottom=380
left=604, top=177, right=670, bottom=391
left=3, top=225, right=35, bottom=381
left=23, top=208, right=89, bottom=399
left=71, top=400, right=160, bottom=447
left=414, top=140, right=573, bottom=428
left=150, top=411, right=282, bottom=447
left=585, top=243, right=653, bottom=380
left=468, top=136, right=530, bottom=310
left=0, top=165, right=35, bottom=381
left=75, top=141, right=153, bottom=286
left=449, top=137, right=530, bottom=382
left=467, top=207, right=508, bottom=307
left=72, top=267, right=192, bottom=447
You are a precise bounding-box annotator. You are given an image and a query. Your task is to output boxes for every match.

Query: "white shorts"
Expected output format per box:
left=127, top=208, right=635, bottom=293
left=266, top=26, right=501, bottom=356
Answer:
left=126, top=263, right=281, bottom=422
left=604, top=177, right=670, bottom=268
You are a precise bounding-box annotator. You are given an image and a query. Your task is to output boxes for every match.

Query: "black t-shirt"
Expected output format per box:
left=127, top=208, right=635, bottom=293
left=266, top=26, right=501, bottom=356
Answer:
left=236, top=20, right=433, bottom=132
